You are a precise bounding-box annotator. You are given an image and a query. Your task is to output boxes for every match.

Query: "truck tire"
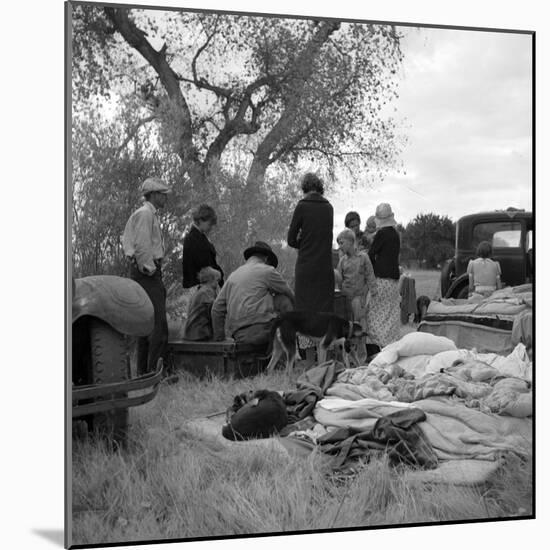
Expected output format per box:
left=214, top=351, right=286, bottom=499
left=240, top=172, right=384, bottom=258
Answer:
left=89, top=318, right=129, bottom=448
left=455, top=284, right=469, bottom=299
left=440, top=259, right=455, bottom=298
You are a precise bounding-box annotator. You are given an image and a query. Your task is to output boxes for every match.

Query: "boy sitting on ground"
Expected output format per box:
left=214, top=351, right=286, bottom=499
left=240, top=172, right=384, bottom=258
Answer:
left=183, top=267, right=221, bottom=340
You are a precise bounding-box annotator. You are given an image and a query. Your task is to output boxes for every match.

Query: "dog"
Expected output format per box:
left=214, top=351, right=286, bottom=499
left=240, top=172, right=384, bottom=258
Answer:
left=414, top=295, right=431, bottom=323
left=265, top=311, right=365, bottom=375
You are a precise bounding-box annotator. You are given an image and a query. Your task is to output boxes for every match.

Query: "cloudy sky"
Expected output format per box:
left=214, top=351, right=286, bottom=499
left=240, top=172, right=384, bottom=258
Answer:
left=328, top=25, right=533, bottom=234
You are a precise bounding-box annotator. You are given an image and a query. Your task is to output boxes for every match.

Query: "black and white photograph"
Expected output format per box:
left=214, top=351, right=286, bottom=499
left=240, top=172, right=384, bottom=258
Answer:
left=65, top=1, right=536, bottom=548
left=6, top=1, right=546, bottom=549
left=63, top=2, right=538, bottom=548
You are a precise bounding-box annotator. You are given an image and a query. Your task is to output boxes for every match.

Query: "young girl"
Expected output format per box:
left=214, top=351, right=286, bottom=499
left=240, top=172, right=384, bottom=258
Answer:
left=183, top=266, right=221, bottom=340
left=336, top=228, right=377, bottom=364
left=467, top=241, right=502, bottom=298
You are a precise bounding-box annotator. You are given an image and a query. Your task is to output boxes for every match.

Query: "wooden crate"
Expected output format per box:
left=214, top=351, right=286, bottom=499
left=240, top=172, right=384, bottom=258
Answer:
left=165, top=340, right=269, bottom=378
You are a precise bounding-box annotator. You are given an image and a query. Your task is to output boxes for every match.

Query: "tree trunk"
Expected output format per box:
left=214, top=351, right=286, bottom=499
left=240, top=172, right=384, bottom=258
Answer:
left=105, top=8, right=213, bottom=195
left=244, top=20, right=340, bottom=193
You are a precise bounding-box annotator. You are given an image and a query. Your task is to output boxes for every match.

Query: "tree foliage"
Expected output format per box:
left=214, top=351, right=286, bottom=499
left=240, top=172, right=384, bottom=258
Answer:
left=72, top=5, right=404, bottom=185
left=402, top=213, right=456, bottom=269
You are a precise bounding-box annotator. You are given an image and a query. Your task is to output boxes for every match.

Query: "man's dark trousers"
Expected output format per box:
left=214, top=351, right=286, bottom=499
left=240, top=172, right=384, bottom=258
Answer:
left=129, top=263, right=168, bottom=375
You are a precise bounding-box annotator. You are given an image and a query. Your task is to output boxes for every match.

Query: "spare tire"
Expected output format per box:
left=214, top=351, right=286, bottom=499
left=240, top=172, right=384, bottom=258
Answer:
left=89, top=318, right=129, bottom=448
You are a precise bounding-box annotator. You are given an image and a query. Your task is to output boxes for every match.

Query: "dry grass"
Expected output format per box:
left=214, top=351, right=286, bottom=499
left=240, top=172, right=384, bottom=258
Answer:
left=71, top=367, right=532, bottom=546
left=407, top=269, right=442, bottom=301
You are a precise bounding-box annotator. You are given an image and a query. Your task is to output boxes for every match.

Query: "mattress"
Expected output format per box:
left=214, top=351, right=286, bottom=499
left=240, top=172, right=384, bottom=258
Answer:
left=418, top=285, right=532, bottom=354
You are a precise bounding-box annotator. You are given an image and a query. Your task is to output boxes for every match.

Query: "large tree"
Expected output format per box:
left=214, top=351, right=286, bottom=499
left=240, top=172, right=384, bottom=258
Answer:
left=72, top=5, right=404, bottom=192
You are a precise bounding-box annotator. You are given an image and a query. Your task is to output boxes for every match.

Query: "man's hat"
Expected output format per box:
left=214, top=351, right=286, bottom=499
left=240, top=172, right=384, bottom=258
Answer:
left=140, top=177, right=172, bottom=195
left=243, top=241, right=278, bottom=268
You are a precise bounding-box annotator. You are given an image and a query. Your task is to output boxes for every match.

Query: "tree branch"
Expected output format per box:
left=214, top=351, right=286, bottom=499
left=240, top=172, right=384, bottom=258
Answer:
left=245, top=20, right=341, bottom=189
left=191, top=19, right=233, bottom=100
left=114, top=115, right=156, bottom=156
left=104, top=7, right=206, bottom=187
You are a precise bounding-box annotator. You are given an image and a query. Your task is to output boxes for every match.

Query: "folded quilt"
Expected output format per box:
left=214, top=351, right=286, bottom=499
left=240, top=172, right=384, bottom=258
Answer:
left=314, top=395, right=531, bottom=460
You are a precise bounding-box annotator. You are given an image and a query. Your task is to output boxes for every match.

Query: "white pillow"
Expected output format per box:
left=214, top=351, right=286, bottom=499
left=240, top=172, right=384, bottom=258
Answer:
left=394, top=332, right=457, bottom=358
left=369, top=348, right=399, bottom=367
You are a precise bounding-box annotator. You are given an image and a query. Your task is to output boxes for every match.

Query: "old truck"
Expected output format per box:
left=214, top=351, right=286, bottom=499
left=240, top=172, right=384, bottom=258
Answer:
left=72, top=275, right=164, bottom=447
left=440, top=208, right=533, bottom=299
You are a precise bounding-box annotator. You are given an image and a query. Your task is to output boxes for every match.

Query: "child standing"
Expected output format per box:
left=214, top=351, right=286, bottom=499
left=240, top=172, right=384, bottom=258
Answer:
left=183, top=267, right=221, bottom=340
left=336, top=228, right=377, bottom=364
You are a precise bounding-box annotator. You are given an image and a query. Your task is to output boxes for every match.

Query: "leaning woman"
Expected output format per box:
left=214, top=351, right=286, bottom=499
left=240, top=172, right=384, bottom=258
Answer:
left=366, top=203, right=401, bottom=351
left=288, top=173, right=335, bottom=356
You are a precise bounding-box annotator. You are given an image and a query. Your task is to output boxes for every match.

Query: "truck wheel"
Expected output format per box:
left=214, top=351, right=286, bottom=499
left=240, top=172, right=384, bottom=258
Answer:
left=455, top=285, right=469, bottom=299
left=89, top=318, right=129, bottom=448
left=440, top=259, right=455, bottom=298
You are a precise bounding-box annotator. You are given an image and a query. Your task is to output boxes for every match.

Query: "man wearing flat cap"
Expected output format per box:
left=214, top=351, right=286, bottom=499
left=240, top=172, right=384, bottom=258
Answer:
left=122, top=177, right=171, bottom=375
left=211, top=241, right=294, bottom=345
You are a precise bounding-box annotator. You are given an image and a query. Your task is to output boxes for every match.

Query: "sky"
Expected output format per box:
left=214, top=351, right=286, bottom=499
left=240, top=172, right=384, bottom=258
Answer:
left=328, top=26, right=533, bottom=234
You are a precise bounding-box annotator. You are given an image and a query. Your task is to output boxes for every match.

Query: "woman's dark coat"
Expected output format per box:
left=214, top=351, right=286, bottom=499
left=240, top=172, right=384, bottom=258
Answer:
left=368, top=226, right=401, bottom=280
left=287, top=193, right=334, bottom=313
left=181, top=225, right=224, bottom=288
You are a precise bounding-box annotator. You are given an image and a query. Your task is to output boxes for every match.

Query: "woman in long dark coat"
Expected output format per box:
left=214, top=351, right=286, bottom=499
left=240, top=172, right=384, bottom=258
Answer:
left=287, top=173, right=334, bottom=313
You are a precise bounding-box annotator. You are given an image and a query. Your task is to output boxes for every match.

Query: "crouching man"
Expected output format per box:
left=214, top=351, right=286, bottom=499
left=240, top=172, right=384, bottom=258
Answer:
left=211, top=241, right=294, bottom=345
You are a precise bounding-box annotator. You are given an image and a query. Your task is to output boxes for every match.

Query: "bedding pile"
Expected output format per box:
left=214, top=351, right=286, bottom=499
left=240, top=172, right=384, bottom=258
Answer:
left=282, top=331, right=532, bottom=472
left=189, top=330, right=532, bottom=484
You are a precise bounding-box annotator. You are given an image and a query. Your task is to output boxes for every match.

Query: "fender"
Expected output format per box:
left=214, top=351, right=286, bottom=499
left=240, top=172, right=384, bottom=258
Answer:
left=445, top=273, right=469, bottom=299
left=72, top=275, right=154, bottom=337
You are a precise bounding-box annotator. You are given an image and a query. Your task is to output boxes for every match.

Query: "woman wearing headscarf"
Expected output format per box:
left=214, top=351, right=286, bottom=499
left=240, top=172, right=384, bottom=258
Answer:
left=366, top=203, right=401, bottom=349
left=288, top=173, right=335, bottom=314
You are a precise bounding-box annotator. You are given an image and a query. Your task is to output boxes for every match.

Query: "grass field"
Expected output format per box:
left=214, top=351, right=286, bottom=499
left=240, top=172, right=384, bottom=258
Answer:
left=407, top=269, right=441, bottom=301
left=70, top=270, right=532, bottom=545
left=71, top=369, right=532, bottom=545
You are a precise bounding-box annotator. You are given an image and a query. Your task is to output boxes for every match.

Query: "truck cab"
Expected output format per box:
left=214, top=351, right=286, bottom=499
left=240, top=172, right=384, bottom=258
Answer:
left=441, top=208, right=533, bottom=299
